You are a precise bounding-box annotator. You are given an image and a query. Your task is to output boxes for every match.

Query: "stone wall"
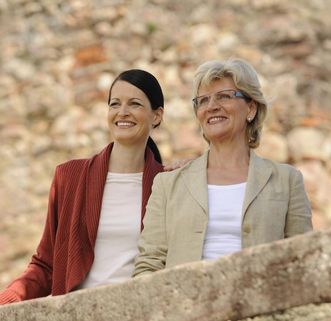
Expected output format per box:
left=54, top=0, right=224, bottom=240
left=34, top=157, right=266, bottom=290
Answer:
left=0, top=230, right=331, bottom=321
left=0, top=0, right=331, bottom=291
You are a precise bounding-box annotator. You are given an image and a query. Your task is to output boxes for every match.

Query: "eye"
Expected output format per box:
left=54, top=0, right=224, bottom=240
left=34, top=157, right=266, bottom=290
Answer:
left=198, top=96, right=209, bottom=106
left=109, top=101, right=120, bottom=108
left=215, top=92, right=232, bottom=101
left=130, top=101, right=143, bottom=108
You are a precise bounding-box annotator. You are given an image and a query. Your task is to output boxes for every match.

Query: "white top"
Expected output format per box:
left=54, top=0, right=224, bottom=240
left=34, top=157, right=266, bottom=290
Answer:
left=202, top=182, right=246, bottom=260
left=79, top=172, right=143, bottom=289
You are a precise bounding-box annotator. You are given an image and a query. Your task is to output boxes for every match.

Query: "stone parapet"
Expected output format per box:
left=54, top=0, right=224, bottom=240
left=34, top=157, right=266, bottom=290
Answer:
left=1, top=0, right=331, bottom=291
left=0, top=230, right=330, bottom=321
left=240, top=303, right=331, bottom=321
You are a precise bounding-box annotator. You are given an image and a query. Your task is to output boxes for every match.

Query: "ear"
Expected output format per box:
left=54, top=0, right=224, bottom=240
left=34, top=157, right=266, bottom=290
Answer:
left=152, top=107, right=164, bottom=127
left=247, top=100, right=257, bottom=121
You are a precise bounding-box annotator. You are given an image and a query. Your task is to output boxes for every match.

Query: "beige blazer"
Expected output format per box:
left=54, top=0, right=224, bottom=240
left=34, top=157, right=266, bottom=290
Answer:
left=133, top=150, right=312, bottom=276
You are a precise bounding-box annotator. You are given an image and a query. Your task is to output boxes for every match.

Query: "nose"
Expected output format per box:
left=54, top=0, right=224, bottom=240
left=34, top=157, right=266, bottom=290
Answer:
left=206, top=95, right=220, bottom=111
left=117, top=103, right=130, bottom=115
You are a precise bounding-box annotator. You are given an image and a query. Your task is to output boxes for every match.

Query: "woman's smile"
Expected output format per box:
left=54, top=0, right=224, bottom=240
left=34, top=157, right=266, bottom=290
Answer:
left=207, top=116, right=229, bottom=124
left=115, top=121, right=136, bottom=128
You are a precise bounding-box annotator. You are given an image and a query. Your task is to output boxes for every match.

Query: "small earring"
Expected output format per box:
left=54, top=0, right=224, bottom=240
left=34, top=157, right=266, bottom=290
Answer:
left=247, top=117, right=251, bottom=122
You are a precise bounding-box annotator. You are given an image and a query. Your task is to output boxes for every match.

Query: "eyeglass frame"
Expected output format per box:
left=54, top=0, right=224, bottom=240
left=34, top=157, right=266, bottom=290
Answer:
left=192, top=89, right=251, bottom=111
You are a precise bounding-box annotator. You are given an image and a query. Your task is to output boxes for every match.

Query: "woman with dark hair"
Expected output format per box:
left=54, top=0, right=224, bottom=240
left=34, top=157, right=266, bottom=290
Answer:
left=0, top=69, right=164, bottom=304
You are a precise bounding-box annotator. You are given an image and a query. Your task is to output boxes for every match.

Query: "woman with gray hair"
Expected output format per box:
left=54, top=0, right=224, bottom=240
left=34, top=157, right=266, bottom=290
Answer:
left=133, top=58, right=312, bottom=276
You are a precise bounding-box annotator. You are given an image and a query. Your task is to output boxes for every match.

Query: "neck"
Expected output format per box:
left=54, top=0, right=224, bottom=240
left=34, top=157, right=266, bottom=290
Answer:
left=208, top=141, right=250, bottom=170
left=109, top=142, right=146, bottom=173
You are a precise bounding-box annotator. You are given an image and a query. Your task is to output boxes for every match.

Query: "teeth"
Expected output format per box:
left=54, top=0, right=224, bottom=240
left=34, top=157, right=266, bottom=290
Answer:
left=116, top=121, right=135, bottom=126
left=208, top=116, right=226, bottom=123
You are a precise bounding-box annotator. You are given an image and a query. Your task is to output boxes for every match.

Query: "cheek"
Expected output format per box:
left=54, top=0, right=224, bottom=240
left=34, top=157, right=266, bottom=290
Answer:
left=236, top=110, right=249, bottom=125
left=196, top=110, right=205, bottom=124
left=107, top=110, right=117, bottom=128
left=147, top=117, right=156, bottom=131
left=107, top=111, right=112, bottom=124
left=145, top=112, right=157, bottom=127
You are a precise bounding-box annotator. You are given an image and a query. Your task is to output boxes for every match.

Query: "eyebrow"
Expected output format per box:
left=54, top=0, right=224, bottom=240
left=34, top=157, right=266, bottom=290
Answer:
left=109, top=97, right=143, bottom=102
left=197, top=88, right=237, bottom=97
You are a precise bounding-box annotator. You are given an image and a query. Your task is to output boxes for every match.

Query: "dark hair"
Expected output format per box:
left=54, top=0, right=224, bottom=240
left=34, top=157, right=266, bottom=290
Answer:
left=108, top=69, right=164, bottom=163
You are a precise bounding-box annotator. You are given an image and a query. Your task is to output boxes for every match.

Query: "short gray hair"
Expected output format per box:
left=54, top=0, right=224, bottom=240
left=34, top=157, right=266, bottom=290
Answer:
left=193, top=58, right=268, bottom=148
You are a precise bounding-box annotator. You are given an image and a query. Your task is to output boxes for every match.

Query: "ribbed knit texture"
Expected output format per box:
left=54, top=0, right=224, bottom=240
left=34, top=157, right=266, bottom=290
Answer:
left=0, top=143, right=163, bottom=304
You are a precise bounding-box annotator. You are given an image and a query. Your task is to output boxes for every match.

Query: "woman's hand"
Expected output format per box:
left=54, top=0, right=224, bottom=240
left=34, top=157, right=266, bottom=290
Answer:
left=163, top=158, right=194, bottom=171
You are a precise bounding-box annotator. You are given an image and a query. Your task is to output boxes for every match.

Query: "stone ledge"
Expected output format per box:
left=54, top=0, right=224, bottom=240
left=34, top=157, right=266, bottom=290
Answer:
left=240, top=303, right=331, bottom=321
left=0, top=230, right=331, bottom=321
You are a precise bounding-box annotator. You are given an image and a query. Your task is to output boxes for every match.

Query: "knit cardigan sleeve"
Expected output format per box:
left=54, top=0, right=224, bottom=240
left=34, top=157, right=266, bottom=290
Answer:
left=0, top=169, right=60, bottom=304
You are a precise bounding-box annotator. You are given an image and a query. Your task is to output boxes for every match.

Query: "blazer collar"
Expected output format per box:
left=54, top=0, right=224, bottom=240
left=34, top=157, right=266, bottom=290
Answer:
left=242, top=150, right=273, bottom=216
left=180, top=149, right=273, bottom=217
left=181, top=151, right=209, bottom=214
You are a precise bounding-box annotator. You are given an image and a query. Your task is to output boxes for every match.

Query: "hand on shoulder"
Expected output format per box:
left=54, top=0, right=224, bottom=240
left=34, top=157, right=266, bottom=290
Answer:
left=163, top=158, right=195, bottom=172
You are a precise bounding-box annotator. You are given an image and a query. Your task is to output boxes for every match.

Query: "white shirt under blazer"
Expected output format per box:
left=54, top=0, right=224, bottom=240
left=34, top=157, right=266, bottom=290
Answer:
left=203, top=183, right=246, bottom=259
left=133, top=149, right=313, bottom=276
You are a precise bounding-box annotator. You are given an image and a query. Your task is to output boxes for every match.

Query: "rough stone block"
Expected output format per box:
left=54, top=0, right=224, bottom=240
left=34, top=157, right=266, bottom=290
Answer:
left=0, top=230, right=330, bottom=321
left=239, top=303, right=331, bottom=321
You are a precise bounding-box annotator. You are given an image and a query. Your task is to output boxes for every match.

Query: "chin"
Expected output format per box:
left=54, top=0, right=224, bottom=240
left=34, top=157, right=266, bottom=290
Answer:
left=207, top=133, right=231, bottom=145
left=113, top=134, right=135, bottom=143
left=205, top=131, right=226, bottom=140
left=114, top=135, right=147, bottom=147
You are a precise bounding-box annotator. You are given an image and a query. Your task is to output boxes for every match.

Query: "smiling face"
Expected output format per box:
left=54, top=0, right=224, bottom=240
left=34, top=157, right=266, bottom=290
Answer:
left=108, top=80, right=163, bottom=147
left=196, top=77, right=256, bottom=146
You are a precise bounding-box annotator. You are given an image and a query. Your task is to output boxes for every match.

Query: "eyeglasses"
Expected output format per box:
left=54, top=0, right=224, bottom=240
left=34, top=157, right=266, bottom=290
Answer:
left=192, top=89, right=251, bottom=111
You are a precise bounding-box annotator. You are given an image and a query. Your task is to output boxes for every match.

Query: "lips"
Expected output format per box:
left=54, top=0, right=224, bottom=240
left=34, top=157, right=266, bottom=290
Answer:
left=207, top=116, right=228, bottom=124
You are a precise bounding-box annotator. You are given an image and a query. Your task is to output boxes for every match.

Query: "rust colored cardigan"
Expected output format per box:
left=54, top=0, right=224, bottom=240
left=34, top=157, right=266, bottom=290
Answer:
left=0, top=143, right=163, bottom=304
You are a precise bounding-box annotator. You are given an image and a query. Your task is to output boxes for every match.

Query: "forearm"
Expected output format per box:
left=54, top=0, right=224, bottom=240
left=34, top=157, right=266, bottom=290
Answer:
left=0, top=261, right=52, bottom=304
left=0, top=173, right=58, bottom=305
left=133, top=243, right=167, bottom=277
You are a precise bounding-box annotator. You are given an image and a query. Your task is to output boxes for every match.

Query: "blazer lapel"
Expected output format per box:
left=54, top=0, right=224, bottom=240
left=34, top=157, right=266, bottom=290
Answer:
left=242, top=150, right=272, bottom=218
left=181, top=150, right=272, bottom=219
left=181, top=151, right=209, bottom=215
